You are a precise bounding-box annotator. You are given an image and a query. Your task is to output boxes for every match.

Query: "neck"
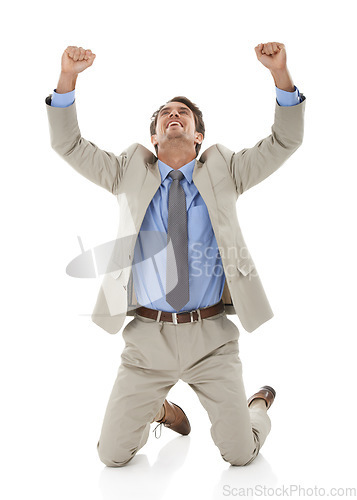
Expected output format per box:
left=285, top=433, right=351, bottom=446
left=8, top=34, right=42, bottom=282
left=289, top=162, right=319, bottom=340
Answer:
left=157, top=145, right=196, bottom=169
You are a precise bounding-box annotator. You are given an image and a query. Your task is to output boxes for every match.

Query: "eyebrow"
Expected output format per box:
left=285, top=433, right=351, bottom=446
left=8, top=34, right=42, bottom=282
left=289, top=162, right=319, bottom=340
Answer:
left=159, top=106, right=191, bottom=114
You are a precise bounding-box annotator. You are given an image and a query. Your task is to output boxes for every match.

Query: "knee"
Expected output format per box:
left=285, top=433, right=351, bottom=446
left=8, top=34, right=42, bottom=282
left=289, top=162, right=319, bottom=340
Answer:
left=228, top=455, right=256, bottom=466
left=220, top=452, right=255, bottom=467
left=99, top=456, right=133, bottom=467
left=97, top=440, right=134, bottom=468
left=220, top=445, right=259, bottom=467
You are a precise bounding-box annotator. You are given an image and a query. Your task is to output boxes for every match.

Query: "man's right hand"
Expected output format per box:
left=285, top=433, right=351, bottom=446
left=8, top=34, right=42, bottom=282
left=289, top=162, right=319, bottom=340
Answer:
left=61, top=46, right=96, bottom=75
left=55, top=46, right=96, bottom=93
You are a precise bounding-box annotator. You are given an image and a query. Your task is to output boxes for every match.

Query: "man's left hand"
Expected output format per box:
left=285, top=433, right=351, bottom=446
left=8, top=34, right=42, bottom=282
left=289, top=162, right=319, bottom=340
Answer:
left=255, top=42, right=287, bottom=71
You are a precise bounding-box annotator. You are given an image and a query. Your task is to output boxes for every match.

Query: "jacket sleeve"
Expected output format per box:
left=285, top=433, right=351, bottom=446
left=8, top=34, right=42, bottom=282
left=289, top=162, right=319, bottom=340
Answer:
left=45, top=94, right=134, bottom=195
left=216, top=94, right=306, bottom=196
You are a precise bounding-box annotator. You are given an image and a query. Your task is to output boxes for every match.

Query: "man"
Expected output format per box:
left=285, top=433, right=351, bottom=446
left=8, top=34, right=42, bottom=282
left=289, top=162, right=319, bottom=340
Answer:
left=45, top=42, right=306, bottom=467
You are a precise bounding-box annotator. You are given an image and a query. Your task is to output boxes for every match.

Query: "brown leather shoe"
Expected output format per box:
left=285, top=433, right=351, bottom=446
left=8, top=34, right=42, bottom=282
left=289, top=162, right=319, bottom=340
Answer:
left=153, top=399, right=191, bottom=439
left=247, top=385, right=276, bottom=410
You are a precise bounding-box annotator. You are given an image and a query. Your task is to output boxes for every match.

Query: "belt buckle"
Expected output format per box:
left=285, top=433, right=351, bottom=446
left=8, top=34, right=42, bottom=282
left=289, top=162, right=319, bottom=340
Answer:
left=172, top=310, right=197, bottom=324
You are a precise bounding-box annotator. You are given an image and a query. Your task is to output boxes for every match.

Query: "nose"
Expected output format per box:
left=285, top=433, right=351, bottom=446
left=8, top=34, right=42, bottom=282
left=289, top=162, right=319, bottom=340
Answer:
left=169, top=109, right=180, bottom=118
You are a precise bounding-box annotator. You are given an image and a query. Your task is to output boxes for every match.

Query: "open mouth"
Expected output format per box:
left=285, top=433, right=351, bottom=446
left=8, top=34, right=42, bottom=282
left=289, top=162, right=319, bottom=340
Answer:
left=167, top=121, right=183, bottom=128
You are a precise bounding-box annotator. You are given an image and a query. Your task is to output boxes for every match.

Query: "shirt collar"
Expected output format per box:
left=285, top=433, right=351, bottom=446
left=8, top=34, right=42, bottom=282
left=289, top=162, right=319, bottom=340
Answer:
left=158, top=158, right=196, bottom=184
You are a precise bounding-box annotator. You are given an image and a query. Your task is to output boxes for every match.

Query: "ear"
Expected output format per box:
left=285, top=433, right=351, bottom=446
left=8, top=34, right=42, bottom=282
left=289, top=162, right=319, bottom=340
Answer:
left=195, top=132, right=203, bottom=145
left=151, top=135, right=158, bottom=146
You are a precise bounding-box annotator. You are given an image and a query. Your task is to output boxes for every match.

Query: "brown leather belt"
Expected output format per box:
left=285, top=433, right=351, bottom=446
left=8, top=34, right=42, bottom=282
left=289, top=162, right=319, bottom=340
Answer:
left=135, top=299, right=225, bottom=324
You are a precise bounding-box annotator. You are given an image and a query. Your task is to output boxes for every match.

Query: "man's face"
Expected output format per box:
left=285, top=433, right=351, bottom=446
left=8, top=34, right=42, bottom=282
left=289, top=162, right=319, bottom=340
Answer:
left=151, top=101, right=203, bottom=152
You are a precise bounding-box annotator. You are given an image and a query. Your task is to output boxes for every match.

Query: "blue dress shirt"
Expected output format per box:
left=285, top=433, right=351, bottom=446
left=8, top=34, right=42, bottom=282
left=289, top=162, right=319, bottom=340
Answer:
left=50, top=86, right=302, bottom=312
left=131, top=158, right=227, bottom=312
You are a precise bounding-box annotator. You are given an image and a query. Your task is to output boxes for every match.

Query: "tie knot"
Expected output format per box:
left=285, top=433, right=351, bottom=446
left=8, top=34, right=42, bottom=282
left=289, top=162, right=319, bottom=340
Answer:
left=169, top=170, right=184, bottom=182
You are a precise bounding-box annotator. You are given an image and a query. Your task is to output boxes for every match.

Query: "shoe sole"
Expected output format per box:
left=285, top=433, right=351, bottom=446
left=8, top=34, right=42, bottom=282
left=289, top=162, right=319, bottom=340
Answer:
left=261, top=385, right=276, bottom=398
left=168, top=400, right=191, bottom=433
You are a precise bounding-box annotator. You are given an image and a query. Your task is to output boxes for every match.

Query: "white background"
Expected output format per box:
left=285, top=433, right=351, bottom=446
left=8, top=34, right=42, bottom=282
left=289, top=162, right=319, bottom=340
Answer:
left=1, top=0, right=356, bottom=498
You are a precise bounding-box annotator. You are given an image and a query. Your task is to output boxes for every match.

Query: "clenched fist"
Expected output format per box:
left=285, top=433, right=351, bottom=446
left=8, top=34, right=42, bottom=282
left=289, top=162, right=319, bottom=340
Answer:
left=61, top=46, right=96, bottom=75
left=254, top=42, right=287, bottom=72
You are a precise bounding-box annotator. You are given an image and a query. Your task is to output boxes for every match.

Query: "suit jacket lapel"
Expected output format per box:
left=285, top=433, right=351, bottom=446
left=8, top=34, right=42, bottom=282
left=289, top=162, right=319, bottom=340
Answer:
left=137, top=159, right=161, bottom=224
left=192, top=158, right=220, bottom=241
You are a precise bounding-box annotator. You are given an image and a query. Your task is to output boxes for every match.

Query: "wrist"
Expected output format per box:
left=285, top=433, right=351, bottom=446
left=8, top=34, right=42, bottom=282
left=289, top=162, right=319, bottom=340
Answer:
left=270, top=67, right=295, bottom=92
left=56, top=72, right=78, bottom=93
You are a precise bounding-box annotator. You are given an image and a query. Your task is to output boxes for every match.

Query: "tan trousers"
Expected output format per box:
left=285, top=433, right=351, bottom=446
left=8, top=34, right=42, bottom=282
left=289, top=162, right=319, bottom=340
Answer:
left=96, top=306, right=271, bottom=467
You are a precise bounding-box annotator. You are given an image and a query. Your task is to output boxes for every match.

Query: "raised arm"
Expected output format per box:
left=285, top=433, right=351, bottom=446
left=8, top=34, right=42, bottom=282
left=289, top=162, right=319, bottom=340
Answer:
left=45, top=46, right=128, bottom=195
left=220, top=42, right=306, bottom=196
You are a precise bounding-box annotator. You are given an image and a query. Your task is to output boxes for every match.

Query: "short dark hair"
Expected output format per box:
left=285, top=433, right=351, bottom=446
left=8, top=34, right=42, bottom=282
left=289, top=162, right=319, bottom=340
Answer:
left=150, top=96, right=205, bottom=157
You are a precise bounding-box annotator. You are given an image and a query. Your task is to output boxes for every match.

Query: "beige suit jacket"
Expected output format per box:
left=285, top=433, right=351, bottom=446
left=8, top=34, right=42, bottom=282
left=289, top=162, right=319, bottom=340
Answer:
left=45, top=92, right=306, bottom=334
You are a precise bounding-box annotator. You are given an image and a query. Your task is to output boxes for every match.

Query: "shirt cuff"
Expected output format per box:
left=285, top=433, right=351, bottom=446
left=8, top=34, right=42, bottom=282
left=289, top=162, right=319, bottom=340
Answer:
left=50, top=88, right=75, bottom=108
left=275, top=85, right=301, bottom=107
